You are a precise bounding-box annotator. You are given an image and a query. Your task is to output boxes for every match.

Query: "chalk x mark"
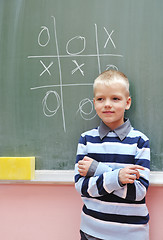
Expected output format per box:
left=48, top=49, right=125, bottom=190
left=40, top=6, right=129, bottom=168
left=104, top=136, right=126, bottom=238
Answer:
left=72, top=60, right=85, bottom=76
left=40, top=60, right=53, bottom=76
left=104, top=28, right=116, bottom=49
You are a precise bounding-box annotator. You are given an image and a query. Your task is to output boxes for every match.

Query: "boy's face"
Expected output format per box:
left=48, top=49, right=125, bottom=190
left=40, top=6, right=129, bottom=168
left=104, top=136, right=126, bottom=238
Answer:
left=93, top=81, right=131, bottom=130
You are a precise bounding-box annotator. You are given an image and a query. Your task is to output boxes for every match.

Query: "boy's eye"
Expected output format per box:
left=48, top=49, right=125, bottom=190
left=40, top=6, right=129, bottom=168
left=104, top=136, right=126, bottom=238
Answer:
left=113, top=97, right=120, bottom=101
left=97, top=98, right=103, bottom=101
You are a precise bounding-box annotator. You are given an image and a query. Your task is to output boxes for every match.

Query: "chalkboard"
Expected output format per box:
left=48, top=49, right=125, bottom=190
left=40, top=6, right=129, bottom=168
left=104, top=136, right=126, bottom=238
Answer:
left=0, top=0, right=162, bottom=171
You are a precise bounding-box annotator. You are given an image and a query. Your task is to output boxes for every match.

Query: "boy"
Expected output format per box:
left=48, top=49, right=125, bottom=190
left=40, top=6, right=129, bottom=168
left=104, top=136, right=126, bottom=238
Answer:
left=74, top=70, right=150, bottom=240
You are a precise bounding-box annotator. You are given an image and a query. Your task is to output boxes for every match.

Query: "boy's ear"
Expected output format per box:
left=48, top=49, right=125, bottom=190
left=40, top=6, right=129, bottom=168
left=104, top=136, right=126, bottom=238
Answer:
left=93, top=98, right=97, bottom=111
left=125, top=97, right=131, bottom=110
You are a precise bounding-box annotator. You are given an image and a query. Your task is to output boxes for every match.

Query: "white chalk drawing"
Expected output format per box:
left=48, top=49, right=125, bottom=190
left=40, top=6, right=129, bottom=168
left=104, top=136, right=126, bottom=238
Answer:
left=28, top=16, right=124, bottom=132
left=40, top=60, right=53, bottom=76
left=30, top=83, right=93, bottom=91
left=77, top=98, right=97, bottom=120
left=104, top=27, right=116, bottom=49
left=66, top=36, right=86, bottom=55
left=38, top=26, right=50, bottom=47
left=42, top=90, right=60, bottom=117
left=106, top=64, right=118, bottom=71
left=94, top=23, right=101, bottom=74
left=72, top=60, right=85, bottom=76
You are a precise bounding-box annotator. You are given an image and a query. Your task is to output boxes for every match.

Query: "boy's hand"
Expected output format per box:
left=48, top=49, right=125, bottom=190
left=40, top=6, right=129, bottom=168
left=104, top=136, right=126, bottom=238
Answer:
left=119, top=165, right=145, bottom=184
left=78, top=156, right=94, bottom=176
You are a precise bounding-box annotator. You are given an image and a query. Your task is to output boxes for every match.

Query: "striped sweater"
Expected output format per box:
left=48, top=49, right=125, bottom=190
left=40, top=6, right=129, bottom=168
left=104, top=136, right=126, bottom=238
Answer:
left=75, top=123, right=150, bottom=240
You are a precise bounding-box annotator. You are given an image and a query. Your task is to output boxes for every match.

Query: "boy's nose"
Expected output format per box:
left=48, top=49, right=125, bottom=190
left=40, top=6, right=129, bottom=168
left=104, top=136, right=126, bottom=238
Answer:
left=105, top=99, right=112, bottom=107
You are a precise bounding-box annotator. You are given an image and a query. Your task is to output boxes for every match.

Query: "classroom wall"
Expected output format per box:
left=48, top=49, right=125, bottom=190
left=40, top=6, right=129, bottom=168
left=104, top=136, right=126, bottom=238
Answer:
left=0, top=184, right=162, bottom=240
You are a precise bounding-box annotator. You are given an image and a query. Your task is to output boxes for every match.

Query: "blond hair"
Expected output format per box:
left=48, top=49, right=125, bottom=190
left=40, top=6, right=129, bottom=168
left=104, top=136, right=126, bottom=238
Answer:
left=93, top=70, right=130, bottom=96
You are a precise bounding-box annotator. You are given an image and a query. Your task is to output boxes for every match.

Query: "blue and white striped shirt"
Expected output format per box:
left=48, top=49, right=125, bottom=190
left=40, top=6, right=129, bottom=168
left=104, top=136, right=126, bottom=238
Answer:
left=75, top=120, right=150, bottom=240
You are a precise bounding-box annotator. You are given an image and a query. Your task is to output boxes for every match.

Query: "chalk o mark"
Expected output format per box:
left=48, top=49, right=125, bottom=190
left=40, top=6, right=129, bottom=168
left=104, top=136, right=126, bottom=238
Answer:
left=77, top=98, right=97, bottom=120
left=42, top=90, right=60, bottom=117
left=106, top=64, right=118, bottom=71
left=66, top=36, right=86, bottom=55
left=38, top=26, right=50, bottom=47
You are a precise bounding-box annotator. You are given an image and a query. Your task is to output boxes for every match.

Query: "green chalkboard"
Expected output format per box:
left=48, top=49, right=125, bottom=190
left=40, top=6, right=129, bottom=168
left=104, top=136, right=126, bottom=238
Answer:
left=0, top=0, right=162, bottom=170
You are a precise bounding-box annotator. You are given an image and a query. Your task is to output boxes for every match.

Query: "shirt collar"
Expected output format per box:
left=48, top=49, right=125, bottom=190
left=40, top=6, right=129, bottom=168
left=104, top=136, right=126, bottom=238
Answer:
left=99, top=118, right=132, bottom=141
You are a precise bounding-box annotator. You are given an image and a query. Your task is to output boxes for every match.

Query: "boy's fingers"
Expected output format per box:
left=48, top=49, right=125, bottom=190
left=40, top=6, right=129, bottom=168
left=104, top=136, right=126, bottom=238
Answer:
left=78, top=160, right=85, bottom=165
left=134, top=170, right=140, bottom=179
left=78, top=169, right=87, bottom=176
left=130, top=169, right=140, bottom=175
left=136, top=170, right=140, bottom=179
left=83, top=156, right=93, bottom=162
left=127, top=178, right=135, bottom=184
left=130, top=165, right=145, bottom=170
left=128, top=175, right=136, bottom=181
left=128, top=169, right=140, bottom=179
left=78, top=164, right=85, bottom=169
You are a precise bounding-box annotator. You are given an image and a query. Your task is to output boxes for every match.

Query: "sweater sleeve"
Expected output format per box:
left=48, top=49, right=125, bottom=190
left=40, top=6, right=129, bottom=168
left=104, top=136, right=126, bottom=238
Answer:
left=75, top=135, right=122, bottom=198
left=114, top=137, right=150, bottom=201
left=86, top=160, right=113, bottom=177
left=75, top=165, right=122, bottom=198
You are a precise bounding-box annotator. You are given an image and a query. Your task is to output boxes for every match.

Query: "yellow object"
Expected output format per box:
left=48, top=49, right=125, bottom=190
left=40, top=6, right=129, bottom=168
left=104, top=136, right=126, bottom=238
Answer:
left=0, top=157, right=35, bottom=180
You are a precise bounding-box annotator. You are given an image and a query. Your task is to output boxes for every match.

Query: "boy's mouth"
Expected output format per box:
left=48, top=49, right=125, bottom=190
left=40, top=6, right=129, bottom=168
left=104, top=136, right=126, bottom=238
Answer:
left=103, top=111, right=114, bottom=114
